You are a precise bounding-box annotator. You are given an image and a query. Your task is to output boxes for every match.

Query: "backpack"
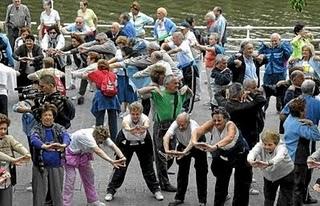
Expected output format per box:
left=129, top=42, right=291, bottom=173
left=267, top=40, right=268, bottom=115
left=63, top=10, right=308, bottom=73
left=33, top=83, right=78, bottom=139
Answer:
left=101, top=71, right=118, bottom=97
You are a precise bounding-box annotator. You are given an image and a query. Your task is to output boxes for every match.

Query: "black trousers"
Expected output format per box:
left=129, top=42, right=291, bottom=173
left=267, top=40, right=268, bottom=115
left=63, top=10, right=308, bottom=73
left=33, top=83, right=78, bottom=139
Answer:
left=152, top=121, right=175, bottom=188
left=0, top=95, right=8, bottom=116
left=78, top=79, right=88, bottom=96
left=107, top=131, right=160, bottom=194
left=175, top=145, right=208, bottom=204
left=263, top=171, right=294, bottom=206
left=293, top=164, right=308, bottom=206
left=210, top=152, right=252, bottom=206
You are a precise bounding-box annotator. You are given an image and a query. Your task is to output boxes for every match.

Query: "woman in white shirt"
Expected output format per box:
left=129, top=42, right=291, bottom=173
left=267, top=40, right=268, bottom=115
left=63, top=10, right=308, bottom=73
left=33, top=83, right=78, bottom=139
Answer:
left=38, top=0, right=61, bottom=40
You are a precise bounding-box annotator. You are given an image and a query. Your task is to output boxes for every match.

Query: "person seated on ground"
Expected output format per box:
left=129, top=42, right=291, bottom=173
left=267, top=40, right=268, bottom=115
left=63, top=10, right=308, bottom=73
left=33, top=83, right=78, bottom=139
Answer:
left=0, top=113, right=31, bottom=206
left=247, top=130, right=294, bottom=206
left=105, top=101, right=164, bottom=202
left=63, top=126, right=126, bottom=206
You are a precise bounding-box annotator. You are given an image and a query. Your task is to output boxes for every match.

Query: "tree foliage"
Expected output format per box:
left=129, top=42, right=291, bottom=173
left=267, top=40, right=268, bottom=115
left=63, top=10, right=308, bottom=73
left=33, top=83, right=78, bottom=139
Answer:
left=290, top=0, right=306, bottom=12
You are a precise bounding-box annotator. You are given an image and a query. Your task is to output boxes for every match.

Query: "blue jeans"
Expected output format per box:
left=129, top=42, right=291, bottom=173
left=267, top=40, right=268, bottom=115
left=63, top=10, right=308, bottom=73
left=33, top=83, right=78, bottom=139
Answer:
left=263, top=72, right=286, bottom=85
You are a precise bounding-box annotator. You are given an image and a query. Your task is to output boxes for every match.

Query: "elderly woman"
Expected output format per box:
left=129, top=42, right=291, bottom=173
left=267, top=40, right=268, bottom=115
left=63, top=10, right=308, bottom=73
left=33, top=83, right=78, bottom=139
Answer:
left=41, top=24, right=66, bottom=68
left=87, top=59, right=120, bottom=141
left=78, top=0, right=98, bottom=31
left=13, top=34, right=44, bottom=87
left=63, top=126, right=126, bottom=206
left=14, top=26, right=31, bottom=51
left=183, top=107, right=252, bottom=206
left=153, top=7, right=176, bottom=45
left=289, top=44, right=320, bottom=79
left=129, top=1, right=154, bottom=38
left=30, top=103, right=70, bottom=206
left=0, top=114, right=31, bottom=206
left=38, top=0, right=61, bottom=40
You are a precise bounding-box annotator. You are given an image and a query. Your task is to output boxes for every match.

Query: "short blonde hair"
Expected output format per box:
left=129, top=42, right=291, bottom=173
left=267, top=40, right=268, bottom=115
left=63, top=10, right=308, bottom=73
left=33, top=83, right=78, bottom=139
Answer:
left=261, top=130, right=280, bottom=145
left=157, top=7, right=167, bottom=16
left=128, top=101, right=143, bottom=113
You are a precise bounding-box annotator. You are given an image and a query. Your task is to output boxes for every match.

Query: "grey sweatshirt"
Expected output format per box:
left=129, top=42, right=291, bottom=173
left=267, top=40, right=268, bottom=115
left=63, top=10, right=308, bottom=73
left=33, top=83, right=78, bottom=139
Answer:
left=247, top=141, right=294, bottom=182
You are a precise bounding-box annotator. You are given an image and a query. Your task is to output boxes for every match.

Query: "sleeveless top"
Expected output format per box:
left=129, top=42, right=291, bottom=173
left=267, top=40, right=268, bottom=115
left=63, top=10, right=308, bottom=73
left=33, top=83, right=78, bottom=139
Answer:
left=211, top=121, right=239, bottom=150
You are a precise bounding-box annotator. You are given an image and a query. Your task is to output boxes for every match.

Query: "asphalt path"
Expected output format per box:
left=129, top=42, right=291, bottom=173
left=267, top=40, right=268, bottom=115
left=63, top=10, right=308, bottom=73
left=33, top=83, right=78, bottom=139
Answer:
left=9, top=70, right=320, bottom=206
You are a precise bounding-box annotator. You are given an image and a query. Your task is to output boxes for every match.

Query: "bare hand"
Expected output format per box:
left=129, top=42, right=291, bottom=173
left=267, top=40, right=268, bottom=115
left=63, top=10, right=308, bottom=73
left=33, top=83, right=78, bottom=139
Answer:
left=112, top=157, right=126, bottom=169
left=307, top=159, right=320, bottom=169
left=234, top=59, right=242, bottom=68
left=299, top=118, right=313, bottom=126
left=0, top=171, right=11, bottom=184
left=194, top=142, right=215, bottom=152
left=252, top=160, right=270, bottom=169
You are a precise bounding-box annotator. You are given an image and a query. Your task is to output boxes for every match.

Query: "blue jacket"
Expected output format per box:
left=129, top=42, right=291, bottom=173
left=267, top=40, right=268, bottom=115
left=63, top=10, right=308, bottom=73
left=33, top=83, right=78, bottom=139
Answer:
left=289, top=57, right=320, bottom=79
left=258, top=41, right=292, bottom=74
left=283, top=115, right=320, bottom=162
left=153, top=17, right=176, bottom=41
left=0, top=33, right=14, bottom=66
left=122, top=21, right=136, bottom=38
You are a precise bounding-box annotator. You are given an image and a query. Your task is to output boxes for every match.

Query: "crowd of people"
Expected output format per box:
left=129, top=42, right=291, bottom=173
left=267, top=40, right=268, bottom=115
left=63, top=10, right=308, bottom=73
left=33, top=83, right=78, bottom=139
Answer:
left=1, top=0, right=320, bottom=206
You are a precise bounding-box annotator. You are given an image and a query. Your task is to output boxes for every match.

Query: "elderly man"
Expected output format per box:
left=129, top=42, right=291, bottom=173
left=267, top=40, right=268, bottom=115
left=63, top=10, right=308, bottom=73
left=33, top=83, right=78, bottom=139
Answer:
left=212, top=6, right=227, bottom=47
left=106, top=22, right=124, bottom=43
left=163, top=32, right=197, bottom=110
left=163, top=112, right=207, bottom=206
left=78, top=32, right=117, bottom=60
left=138, top=75, right=192, bottom=192
left=228, top=40, right=266, bottom=86
left=119, top=12, right=136, bottom=38
left=258, top=33, right=293, bottom=111
left=5, top=0, right=31, bottom=48
left=61, top=16, right=93, bottom=41
left=133, top=51, right=172, bottom=78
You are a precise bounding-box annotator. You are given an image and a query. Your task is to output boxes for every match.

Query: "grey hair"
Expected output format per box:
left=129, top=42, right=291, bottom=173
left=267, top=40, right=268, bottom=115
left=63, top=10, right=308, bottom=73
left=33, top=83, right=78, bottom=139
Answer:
left=176, top=112, right=190, bottom=122
left=96, top=32, right=108, bottom=41
left=205, top=11, right=216, bottom=21
left=147, top=41, right=160, bottom=51
left=163, top=74, right=176, bottom=86
left=215, top=54, right=228, bottom=64
left=240, top=40, right=252, bottom=53
left=151, top=51, right=163, bottom=61
left=172, top=32, right=184, bottom=41
left=301, top=79, right=315, bottom=95
left=229, top=82, right=243, bottom=99
left=270, top=33, right=281, bottom=40
left=243, top=79, right=257, bottom=90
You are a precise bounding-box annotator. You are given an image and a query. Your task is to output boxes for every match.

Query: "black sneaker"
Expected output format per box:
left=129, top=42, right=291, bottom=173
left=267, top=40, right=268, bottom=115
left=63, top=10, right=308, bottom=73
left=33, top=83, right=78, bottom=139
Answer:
left=168, top=199, right=183, bottom=206
left=77, top=96, right=84, bottom=105
left=303, top=197, right=318, bottom=204
left=161, top=184, right=177, bottom=192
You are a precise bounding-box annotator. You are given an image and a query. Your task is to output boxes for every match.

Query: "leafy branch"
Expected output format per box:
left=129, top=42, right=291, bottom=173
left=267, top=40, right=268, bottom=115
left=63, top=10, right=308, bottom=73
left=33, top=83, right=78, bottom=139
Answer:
left=290, top=0, right=307, bottom=12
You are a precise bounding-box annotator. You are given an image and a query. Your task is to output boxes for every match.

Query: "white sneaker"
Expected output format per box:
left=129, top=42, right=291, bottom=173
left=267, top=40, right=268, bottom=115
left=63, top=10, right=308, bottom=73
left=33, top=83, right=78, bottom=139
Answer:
left=26, top=186, right=32, bottom=191
left=249, top=188, right=259, bottom=195
left=104, top=193, right=113, bottom=201
left=154, top=191, right=164, bottom=201
left=71, top=95, right=78, bottom=100
left=252, top=178, right=256, bottom=183
left=87, top=201, right=106, bottom=206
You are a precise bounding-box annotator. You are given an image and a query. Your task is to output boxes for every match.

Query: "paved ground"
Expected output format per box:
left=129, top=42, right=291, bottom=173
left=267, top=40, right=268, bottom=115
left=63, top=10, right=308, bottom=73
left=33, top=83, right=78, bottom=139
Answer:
left=9, top=70, right=320, bottom=206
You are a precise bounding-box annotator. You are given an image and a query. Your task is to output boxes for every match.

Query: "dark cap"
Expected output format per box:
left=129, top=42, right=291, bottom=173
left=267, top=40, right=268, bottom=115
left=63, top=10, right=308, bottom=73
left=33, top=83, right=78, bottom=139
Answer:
left=180, top=21, right=191, bottom=29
